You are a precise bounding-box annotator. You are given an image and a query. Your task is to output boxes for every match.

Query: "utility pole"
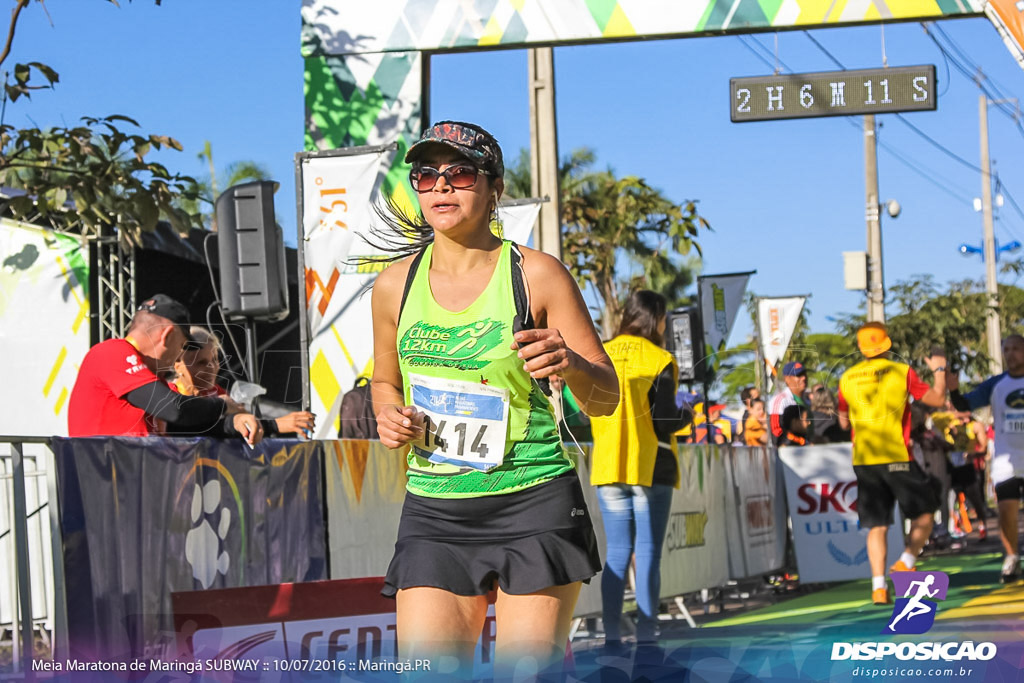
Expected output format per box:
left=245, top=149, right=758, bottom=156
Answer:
left=528, top=47, right=562, bottom=259
left=979, top=95, right=1003, bottom=375
left=864, top=114, right=885, bottom=323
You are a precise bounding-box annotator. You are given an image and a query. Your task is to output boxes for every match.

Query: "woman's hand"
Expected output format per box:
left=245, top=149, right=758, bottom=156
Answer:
left=232, top=413, right=264, bottom=446
left=376, top=404, right=425, bottom=449
left=512, top=328, right=573, bottom=380
left=275, top=411, right=317, bottom=439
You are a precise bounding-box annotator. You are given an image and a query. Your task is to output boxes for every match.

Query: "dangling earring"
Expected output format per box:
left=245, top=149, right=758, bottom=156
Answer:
left=489, top=191, right=503, bottom=238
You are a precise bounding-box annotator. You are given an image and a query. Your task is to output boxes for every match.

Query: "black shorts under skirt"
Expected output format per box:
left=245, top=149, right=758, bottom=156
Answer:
left=382, top=471, right=601, bottom=597
left=854, top=461, right=940, bottom=528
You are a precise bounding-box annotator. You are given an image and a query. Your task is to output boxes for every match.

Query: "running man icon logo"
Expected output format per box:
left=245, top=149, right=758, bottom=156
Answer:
left=884, top=571, right=949, bottom=635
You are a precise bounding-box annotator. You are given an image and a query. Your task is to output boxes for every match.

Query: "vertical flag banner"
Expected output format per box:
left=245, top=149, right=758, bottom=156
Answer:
left=757, top=296, right=806, bottom=369
left=0, top=219, right=90, bottom=436
left=698, top=272, right=752, bottom=369
left=498, top=200, right=543, bottom=245
left=300, top=149, right=389, bottom=438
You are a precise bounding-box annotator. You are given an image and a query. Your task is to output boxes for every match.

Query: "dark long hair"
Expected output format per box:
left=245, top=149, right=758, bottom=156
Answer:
left=616, top=290, right=668, bottom=346
left=362, top=191, right=435, bottom=263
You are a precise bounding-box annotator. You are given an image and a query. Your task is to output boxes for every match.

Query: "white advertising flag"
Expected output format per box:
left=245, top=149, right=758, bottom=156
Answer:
left=498, top=200, right=542, bottom=245
left=300, top=149, right=389, bottom=438
left=757, top=296, right=806, bottom=368
left=698, top=272, right=752, bottom=367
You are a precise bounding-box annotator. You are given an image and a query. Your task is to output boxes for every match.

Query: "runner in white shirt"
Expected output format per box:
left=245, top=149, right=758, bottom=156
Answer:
left=949, top=334, right=1024, bottom=584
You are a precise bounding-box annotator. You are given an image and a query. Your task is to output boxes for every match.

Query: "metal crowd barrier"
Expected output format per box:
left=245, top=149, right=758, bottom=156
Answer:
left=2, top=436, right=794, bottom=673
left=0, top=436, right=67, bottom=678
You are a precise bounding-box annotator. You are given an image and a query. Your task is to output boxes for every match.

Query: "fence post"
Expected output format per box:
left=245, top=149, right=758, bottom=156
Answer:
left=11, top=441, right=36, bottom=675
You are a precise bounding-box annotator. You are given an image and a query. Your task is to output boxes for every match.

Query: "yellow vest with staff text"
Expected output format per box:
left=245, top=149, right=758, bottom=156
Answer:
left=839, top=357, right=913, bottom=466
left=590, top=334, right=679, bottom=488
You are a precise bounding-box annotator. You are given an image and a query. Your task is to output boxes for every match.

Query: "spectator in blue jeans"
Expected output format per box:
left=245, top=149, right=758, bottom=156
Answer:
left=589, top=290, right=691, bottom=647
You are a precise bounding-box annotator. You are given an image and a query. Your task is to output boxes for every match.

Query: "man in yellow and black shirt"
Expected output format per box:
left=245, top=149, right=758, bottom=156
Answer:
left=838, top=322, right=948, bottom=605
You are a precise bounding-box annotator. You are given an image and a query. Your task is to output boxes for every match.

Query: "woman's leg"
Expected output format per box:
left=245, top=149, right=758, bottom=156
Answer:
left=493, top=582, right=582, bottom=678
left=596, top=484, right=636, bottom=643
left=396, top=587, right=488, bottom=676
left=632, top=484, right=674, bottom=643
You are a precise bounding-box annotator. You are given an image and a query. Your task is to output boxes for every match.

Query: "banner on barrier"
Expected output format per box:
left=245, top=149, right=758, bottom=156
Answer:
left=175, top=577, right=497, bottom=678
left=325, top=442, right=731, bottom=617
left=660, top=446, right=730, bottom=597
left=53, top=437, right=327, bottom=661
left=777, top=444, right=903, bottom=583
left=0, top=219, right=89, bottom=436
left=724, top=446, right=786, bottom=579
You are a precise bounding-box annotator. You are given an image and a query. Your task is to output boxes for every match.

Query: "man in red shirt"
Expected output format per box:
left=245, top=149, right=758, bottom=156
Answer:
left=769, top=361, right=808, bottom=445
left=68, top=294, right=263, bottom=444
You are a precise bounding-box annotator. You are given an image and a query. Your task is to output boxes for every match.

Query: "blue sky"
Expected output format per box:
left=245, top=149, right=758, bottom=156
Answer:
left=7, top=1, right=1024, bottom=340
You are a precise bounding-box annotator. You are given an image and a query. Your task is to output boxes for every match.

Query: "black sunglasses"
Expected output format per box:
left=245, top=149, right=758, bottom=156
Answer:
left=409, top=164, right=490, bottom=192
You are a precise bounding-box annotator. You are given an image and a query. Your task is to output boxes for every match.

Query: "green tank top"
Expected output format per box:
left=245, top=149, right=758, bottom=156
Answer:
left=396, top=240, right=571, bottom=498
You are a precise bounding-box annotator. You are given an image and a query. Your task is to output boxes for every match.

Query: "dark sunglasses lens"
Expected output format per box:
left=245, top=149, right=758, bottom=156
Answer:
left=410, top=168, right=439, bottom=192
left=446, top=166, right=478, bottom=188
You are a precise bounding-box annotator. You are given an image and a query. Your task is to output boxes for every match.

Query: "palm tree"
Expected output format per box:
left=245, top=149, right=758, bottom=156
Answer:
left=505, top=147, right=707, bottom=336
left=179, top=141, right=271, bottom=231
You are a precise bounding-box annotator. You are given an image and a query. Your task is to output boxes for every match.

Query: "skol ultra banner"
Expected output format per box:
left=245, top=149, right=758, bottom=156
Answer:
left=758, top=296, right=806, bottom=369
left=698, top=272, right=752, bottom=370
left=0, top=218, right=89, bottom=436
left=777, top=444, right=904, bottom=583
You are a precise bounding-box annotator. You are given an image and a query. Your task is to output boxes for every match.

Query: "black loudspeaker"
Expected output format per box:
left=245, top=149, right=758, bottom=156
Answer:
left=664, top=306, right=705, bottom=383
left=216, top=181, right=289, bottom=321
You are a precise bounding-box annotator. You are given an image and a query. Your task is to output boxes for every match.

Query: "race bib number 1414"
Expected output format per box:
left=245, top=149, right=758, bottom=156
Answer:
left=409, top=373, right=510, bottom=471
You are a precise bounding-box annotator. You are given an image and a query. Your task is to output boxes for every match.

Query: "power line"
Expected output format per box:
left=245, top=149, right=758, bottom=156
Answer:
left=876, top=138, right=975, bottom=205
left=806, top=27, right=1024, bottom=218
left=922, top=22, right=1024, bottom=137
left=933, top=23, right=1018, bottom=102
left=893, top=114, right=983, bottom=173
left=736, top=36, right=778, bottom=73
left=998, top=174, right=1024, bottom=225
left=802, top=31, right=846, bottom=71
left=843, top=113, right=975, bottom=204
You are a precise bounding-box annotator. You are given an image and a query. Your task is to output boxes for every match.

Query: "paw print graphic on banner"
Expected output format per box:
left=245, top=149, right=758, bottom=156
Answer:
left=184, top=480, right=231, bottom=589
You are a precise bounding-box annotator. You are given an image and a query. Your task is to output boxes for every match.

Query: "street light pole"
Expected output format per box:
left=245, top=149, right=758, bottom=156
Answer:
left=864, top=114, right=885, bottom=323
left=979, top=95, right=1003, bottom=375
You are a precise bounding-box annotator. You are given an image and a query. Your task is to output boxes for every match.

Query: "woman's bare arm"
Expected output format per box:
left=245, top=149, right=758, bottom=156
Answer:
left=515, top=248, right=619, bottom=416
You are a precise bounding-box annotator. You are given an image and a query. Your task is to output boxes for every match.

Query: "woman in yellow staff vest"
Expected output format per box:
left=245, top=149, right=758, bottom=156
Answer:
left=590, top=290, right=691, bottom=648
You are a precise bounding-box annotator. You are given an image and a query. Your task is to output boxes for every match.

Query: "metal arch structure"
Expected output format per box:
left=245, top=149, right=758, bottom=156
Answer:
left=300, top=1, right=992, bottom=169
left=93, top=225, right=136, bottom=343
left=298, top=2, right=1006, bottom=412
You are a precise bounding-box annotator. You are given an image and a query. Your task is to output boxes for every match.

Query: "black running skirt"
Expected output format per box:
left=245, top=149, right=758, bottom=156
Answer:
left=382, top=471, right=601, bottom=597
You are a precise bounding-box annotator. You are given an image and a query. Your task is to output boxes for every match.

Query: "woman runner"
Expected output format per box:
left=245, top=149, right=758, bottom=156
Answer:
left=369, top=121, right=619, bottom=677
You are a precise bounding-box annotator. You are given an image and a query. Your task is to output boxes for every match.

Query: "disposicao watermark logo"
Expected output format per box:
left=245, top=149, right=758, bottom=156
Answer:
left=885, top=571, right=948, bottom=635
left=831, top=571, right=998, bottom=663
